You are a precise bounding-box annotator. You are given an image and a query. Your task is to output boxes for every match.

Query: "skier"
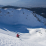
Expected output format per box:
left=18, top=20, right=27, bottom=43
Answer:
left=16, top=34, right=20, bottom=38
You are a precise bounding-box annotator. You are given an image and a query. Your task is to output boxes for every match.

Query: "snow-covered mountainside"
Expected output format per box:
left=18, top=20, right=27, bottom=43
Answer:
left=0, top=8, right=46, bottom=46
left=32, top=12, right=46, bottom=25
left=0, top=8, right=46, bottom=27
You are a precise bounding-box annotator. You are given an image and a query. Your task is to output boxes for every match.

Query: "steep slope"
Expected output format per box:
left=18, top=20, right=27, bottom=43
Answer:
left=0, top=27, right=46, bottom=46
left=32, top=12, right=46, bottom=25
left=0, top=8, right=44, bottom=26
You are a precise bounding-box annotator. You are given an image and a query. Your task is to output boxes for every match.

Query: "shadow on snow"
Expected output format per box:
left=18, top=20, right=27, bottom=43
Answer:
left=0, top=23, right=46, bottom=33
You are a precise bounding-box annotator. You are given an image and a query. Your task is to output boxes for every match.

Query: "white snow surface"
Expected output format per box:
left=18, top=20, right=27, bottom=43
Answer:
left=0, top=27, right=46, bottom=46
left=0, top=8, right=45, bottom=27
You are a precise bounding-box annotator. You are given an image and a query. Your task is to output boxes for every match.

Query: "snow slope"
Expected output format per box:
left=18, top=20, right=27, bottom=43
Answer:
left=0, top=27, right=46, bottom=46
left=0, top=8, right=45, bottom=27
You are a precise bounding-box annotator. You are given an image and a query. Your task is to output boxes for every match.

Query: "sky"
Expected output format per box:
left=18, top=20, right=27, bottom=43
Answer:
left=0, top=0, right=46, bottom=7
